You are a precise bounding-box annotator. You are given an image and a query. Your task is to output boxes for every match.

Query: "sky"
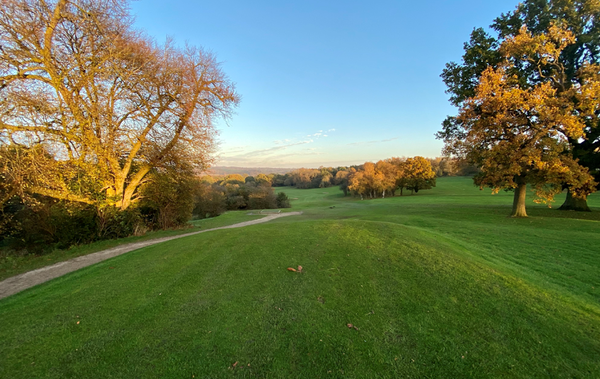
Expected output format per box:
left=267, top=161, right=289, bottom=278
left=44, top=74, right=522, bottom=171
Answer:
left=130, top=0, right=520, bottom=168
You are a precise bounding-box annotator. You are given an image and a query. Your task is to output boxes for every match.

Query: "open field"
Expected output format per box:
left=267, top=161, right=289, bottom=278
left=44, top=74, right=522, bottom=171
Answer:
left=1, top=177, right=599, bottom=378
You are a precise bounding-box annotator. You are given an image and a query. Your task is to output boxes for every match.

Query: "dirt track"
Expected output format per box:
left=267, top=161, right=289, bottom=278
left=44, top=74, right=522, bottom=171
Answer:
left=0, top=212, right=302, bottom=300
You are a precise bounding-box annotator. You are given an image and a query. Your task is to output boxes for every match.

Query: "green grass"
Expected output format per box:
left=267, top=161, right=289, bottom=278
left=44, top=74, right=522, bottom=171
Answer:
left=1, top=178, right=599, bottom=378
left=0, top=211, right=262, bottom=281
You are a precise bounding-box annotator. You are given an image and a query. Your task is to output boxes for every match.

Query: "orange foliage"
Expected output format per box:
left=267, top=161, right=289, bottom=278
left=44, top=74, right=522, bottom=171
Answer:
left=444, top=24, right=598, bottom=208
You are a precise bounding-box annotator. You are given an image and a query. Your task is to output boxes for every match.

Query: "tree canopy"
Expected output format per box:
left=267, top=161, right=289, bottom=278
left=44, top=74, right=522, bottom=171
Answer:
left=440, top=0, right=600, bottom=211
left=439, top=24, right=599, bottom=217
left=0, top=0, right=239, bottom=210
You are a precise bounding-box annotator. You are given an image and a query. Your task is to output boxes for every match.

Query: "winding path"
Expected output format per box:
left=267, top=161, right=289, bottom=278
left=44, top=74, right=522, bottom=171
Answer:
left=0, top=212, right=302, bottom=300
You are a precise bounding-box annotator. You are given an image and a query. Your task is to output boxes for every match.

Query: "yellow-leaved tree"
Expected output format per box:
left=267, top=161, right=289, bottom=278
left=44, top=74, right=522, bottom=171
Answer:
left=439, top=24, right=598, bottom=217
left=0, top=0, right=239, bottom=211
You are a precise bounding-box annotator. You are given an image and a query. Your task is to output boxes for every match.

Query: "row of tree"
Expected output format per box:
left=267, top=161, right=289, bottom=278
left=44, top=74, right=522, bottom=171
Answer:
left=439, top=0, right=600, bottom=217
left=199, top=158, right=475, bottom=191
left=342, top=157, right=436, bottom=199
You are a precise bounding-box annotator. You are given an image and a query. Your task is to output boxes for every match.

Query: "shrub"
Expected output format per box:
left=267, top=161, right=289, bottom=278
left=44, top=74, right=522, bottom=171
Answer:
left=276, top=192, right=291, bottom=208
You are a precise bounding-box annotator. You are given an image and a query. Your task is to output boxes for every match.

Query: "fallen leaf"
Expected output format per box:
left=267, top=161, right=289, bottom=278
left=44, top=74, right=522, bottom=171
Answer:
left=76, top=321, right=80, bottom=325
left=287, top=267, right=297, bottom=272
left=318, top=296, right=325, bottom=304
left=233, top=361, right=238, bottom=368
left=297, top=265, right=303, bottom=273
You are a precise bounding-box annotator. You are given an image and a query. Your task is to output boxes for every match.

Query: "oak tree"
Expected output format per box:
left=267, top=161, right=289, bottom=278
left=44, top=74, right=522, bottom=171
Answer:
left=440, top=25, right=598, bottom=217
left=440, top=0, right=600, bottom=211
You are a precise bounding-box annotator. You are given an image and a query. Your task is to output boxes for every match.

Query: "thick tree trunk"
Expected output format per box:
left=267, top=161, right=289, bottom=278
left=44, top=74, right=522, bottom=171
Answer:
left=558, top=188, right=591, bottom=212
left=511, top=181, right=528, bottom=218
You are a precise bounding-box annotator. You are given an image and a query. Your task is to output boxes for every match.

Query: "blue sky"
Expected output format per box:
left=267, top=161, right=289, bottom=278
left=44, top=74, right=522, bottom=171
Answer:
left=131, top=0, right=519, bottom=168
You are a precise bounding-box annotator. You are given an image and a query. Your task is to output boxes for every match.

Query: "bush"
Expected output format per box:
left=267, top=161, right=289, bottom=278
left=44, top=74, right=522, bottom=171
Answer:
left=139, top=169, right=196, bottom=229
left=276, top=192, right=291, bottom=208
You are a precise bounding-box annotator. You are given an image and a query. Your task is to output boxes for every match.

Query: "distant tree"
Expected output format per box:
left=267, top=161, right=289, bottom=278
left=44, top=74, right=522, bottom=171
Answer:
left=404, top=157, right=436, bottom=194
left=222, top=174, right=245, bottom=186
left=335, top=170, right=351, bottom=196
left=193, top=183, right=226, bottom=219
left=375, top=160, right=397, bottom=197
left=245, top=176, right=256, bottom=184
left=271, top=174, right=287, bottom=186
left=247, top=186, right=277, bottom=209
left=255, top=173, right=272, bottom=186
left=439, top=25, right=598, bottom=217
left=200, top=175, right=217, bottom=185
left=276, top=192, right=291, bottom=208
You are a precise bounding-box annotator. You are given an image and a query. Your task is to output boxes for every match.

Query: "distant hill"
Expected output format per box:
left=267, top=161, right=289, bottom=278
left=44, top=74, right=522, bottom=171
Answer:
left=206, top=166, right=296, bottom=177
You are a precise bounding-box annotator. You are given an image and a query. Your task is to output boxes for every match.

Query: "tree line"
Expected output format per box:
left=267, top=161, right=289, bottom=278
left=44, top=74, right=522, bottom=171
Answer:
left=199, top=157, right=474, bottom=192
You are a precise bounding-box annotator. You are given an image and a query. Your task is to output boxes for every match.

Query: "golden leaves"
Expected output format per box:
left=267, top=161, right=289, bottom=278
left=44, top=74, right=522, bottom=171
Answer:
left=450, top=24, right=598, bottom=203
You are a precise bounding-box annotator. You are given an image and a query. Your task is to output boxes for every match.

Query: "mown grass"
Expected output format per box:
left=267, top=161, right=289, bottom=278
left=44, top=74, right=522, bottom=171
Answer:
left=0, top=211, right=262, bottom=281
left=1, top=177, right=599, bottom=378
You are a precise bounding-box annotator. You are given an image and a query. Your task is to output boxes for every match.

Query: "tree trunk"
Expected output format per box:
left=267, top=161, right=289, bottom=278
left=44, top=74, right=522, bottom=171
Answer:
left=558, top=188, right=591, bottom=212
left=511, top=181, right=528, bottom=218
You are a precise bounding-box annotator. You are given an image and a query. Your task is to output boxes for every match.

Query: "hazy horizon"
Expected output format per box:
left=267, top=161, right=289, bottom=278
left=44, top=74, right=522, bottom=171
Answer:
left=132, top=0, right=520, bottom=168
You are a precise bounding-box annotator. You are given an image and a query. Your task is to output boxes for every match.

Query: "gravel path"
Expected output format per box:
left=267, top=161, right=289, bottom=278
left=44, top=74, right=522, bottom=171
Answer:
left=0, top=212, right=302, bottom=300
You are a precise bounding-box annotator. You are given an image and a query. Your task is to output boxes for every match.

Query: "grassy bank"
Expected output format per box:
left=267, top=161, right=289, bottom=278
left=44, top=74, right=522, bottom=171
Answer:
left=0, top=211, right=263, bottom=281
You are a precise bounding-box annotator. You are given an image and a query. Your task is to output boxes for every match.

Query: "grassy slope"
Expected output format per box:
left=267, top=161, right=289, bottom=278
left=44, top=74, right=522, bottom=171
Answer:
left=1, top=178, right=599, bottom=378
left=0, top=211, right=263, bottom=281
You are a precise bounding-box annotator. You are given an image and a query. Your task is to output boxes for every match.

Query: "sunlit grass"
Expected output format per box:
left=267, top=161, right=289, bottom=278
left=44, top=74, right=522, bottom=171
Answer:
left=0, top=211, right=261, bottom=281
left=1, top=177, right=599, bottom=378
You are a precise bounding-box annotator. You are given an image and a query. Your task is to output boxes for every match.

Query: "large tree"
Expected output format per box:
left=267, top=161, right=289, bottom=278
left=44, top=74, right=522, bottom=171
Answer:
left=440, top=0, right=600, bottom=211
left=0, top=0, right=238, bottom=210
left=439, top=25, right=598, bottom=217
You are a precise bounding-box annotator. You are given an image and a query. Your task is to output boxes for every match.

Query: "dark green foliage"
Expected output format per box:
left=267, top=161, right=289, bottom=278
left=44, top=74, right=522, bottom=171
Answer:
left=139, top=169, right=196, bottom=229
left=192, top=185, right=226, bottom=219
left=192, top=181, right=282, bottom=217
left=0, top=197, right=141, bottom=254
left=276, top=191, right=291, bottom=208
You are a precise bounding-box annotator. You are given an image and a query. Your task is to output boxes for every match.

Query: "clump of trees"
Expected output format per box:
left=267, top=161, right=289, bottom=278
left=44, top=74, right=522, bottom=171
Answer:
left=347, top=156, right=436, bottom=199
left=438, top=0, right=600, bottom=217
left=192, top=174, right=290, bottom=219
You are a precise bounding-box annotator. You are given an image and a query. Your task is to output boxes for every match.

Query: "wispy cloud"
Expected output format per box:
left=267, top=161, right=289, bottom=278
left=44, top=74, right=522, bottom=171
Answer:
left=307, top=128, right=336, bottom=139
left=348, top=137, right=399, bottom=146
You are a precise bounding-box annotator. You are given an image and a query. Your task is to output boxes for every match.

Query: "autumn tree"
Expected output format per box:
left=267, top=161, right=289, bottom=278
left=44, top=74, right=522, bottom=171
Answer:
left=403, top=156, right=436, bottom=194
left=439, top=25, right=598, bottom=217
left=255, top=173, right=272, bottom=186
left=441, top=0, right=600, bottom=211
left=0, top=0, right=238, bottom=210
